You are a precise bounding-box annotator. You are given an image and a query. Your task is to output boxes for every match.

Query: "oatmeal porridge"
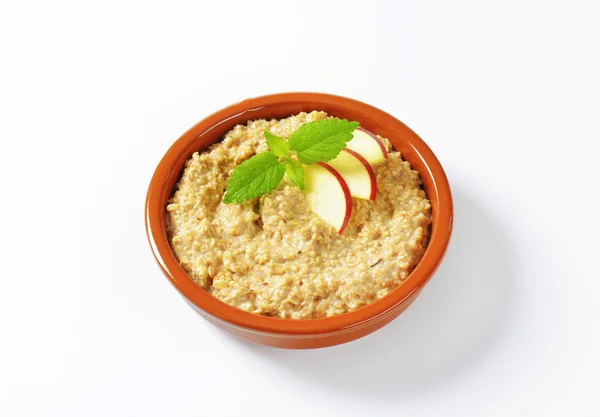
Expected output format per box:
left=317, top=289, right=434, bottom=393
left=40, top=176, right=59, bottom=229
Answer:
left=166, top=111, right=431, bottom=319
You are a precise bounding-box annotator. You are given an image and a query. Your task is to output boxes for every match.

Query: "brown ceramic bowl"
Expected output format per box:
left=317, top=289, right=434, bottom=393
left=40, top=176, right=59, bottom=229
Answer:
left=145, top=92, right=453, bottom=349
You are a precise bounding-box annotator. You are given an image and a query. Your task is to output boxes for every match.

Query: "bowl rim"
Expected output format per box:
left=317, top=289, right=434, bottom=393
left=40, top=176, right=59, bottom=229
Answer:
left=145, top=92, right=453, bottom=335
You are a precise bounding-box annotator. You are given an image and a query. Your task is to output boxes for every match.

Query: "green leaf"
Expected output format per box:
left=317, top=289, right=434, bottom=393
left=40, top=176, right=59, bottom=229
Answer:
left=288, top=118, right=359, bottom=164
left=223, top=152, right=286, bottom=204
left=285, top=158, right=305, bottom=190
left=264, top=131, right=289, bottom=158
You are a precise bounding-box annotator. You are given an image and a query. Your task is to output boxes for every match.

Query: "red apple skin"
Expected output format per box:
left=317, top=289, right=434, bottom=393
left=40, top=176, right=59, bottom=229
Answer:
left=356, top=127, right=389, bottom=160
left=341, top=148, right=377, bottom=201
left=316, top=162, right=353, bottom=234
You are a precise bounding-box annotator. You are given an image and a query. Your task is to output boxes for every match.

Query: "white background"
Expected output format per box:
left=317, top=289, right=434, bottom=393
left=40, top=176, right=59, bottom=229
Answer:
left=1, top=0, right=599, bottom=416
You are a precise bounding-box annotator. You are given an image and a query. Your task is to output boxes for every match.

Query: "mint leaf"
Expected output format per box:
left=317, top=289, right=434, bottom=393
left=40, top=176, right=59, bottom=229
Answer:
left=285, top=158, right=304, bottom=190
left=288, top=118, right=359, bottom=164
left=264, top=131, right=289, bottom=158
left=223, top=152, right=286, bottom=204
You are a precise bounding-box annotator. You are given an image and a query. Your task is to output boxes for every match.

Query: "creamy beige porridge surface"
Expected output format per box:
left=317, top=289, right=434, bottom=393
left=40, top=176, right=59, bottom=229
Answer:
left=166, top=111, right=432, bottom=319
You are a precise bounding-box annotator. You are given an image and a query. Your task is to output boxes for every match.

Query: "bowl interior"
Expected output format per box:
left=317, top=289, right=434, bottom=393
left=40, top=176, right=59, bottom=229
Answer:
left=146, top=93, right=452, bottom=335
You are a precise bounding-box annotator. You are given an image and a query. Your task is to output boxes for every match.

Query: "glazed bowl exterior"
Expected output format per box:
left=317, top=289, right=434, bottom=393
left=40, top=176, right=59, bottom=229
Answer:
left=145, top=92, right=453, bottom=349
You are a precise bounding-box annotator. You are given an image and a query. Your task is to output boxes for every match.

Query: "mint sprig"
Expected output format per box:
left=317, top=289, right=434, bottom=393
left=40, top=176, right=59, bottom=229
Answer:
left=223, top=118, right=358, bottom=204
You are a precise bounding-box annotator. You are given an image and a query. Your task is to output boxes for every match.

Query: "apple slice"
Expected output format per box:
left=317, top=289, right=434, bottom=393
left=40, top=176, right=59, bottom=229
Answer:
left=304, top=162, right=352, bottom=234
left=345, top=127, right=389, bottom=166
left=326, top=148, right=377, bottom=200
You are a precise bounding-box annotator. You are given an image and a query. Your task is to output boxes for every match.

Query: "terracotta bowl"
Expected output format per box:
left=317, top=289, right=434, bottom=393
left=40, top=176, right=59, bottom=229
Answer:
left=145, top=92, right=453, bottom=349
